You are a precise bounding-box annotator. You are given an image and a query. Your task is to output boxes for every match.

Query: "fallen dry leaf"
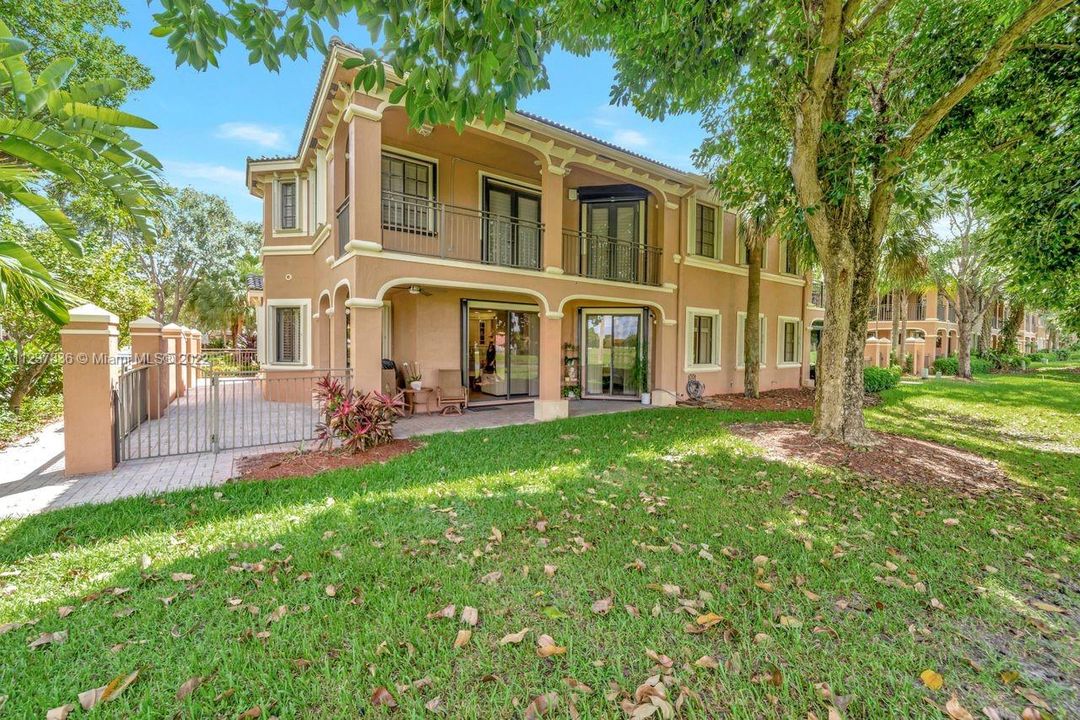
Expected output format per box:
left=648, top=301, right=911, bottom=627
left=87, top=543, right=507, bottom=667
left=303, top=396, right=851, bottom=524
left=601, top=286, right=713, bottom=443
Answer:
left=537, top=634, right=567, bottom=658
left=920, top=669, right=944, bottom=691
left=524, top=692, right=558, bottom=719
left=238, top=706, right=262, bottom=718
left=46, top=705, right=74, bottom=720
left=57, top=606, right=75, bottom=619
left=267, top=605, right=288, bottom=623
left=1030, top=600, right=1065, bottom=614
left=425, top=696, right=443, bottom=713
left=945, top=695, right=974, bottom=720
left=591, top=596, right=613, bottom=615
left=478, top=571, right=503, bottom=585
left=453, top=629, right=472, bottom=648
left=544, top=564, right=557, bottom=577
left=427, top=604, right=455, bottom=620
left=500, top=628, right=530, bottom=645
left=78, top=671, right=139, bottom=710
left=176, top=676, right=205, bottom=701
left=694, top=655, right=719, bottom=669
left=28, top=630, right=67, bottom=650
left=171, top=572, right=195, bottom=582
left=461, top=606, right=478, bottom=626
left=370, top=686, right=397, bottom=708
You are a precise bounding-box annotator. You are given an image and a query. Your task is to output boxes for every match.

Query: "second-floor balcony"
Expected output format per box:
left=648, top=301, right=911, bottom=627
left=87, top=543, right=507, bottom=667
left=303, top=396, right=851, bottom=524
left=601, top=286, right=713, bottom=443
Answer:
left=562, top=229, right=661, bottom=287
left=380, top=191, right=543, bottom=270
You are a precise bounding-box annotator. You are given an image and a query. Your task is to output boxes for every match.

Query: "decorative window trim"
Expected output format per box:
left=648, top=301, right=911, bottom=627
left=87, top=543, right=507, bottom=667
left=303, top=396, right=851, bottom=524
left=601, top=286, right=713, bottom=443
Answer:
left=684, top=307, right=721, bottom=371
left=266, top=298, right=311, bottom=367
left=735, top=311, right=768, bottom=369
left=272, top=175, right=306, bottom=236
left=776, top=315, right=803, bottom=368
left=778, top=239, right=800, bottom=276
left=687, top=199, right=722, bottom=261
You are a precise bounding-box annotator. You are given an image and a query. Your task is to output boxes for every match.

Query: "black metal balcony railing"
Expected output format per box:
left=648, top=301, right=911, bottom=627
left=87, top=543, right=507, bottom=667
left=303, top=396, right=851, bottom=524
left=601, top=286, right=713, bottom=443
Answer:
left=877, top=306, right=893, bottom=321
left=913, top=301, right=926, bottom=321
left=380, top=191, right=542, bottom=270
left=336, top=199, right=350, bottom=256
left=562, top=229, right=661, bottom=286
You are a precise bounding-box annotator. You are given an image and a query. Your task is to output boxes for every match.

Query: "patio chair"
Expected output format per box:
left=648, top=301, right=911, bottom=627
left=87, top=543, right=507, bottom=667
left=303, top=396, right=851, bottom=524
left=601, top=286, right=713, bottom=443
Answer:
left=435, top=369, right=468, bottom=415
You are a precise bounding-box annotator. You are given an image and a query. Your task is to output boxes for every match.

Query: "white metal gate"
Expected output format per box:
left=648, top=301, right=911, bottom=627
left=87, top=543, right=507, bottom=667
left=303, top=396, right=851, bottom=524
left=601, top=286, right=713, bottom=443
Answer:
left=114, top=358, right=350, bottom=461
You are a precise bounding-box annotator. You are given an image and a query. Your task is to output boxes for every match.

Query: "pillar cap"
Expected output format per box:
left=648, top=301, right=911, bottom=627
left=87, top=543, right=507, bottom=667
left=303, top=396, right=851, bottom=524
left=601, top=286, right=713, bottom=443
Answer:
left=129, top=316, right=161, bottom=329
left=162, top=323, right=183, bottom=333
left=68, top=303, right=117, bottom=325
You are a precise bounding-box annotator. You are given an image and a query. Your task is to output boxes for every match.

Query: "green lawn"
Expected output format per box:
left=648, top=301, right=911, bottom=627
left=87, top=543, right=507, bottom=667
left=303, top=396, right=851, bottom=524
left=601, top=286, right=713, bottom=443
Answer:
left=1, top=374, right=1077, bottom=718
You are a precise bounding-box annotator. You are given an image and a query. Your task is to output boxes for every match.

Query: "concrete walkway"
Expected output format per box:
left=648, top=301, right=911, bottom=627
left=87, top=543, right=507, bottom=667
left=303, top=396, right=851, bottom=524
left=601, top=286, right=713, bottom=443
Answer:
left=0, top=400, right=648, bottom=518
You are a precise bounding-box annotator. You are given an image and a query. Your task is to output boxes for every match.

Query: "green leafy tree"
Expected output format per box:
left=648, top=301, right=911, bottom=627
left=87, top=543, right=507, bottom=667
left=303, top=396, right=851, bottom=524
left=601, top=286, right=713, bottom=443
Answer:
left=146, top=0, right=1074, bottom=442
left=929, top=199, right=1007, bottom=378
left=127, top=188, right=260, bottom=324
left=878, top=207, right=931, bottom=366
left=0, top=218, right=152, bottom=412
left=185, top=252, right=260, bottom=345
left=0, top=22, right=164, bottom=322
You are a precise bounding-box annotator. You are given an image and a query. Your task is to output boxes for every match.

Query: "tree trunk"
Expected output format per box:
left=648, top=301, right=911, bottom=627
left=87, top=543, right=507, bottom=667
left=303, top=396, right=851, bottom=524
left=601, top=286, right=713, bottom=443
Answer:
left=956, top=284, right=974, bottom=378
left=1000, top=302, right=1024, bottom=354
left=744, top=240, right=763, bottom=398
left=811, top=252, right=856, bottom=440
left=839, top=227, right=879, bottom=443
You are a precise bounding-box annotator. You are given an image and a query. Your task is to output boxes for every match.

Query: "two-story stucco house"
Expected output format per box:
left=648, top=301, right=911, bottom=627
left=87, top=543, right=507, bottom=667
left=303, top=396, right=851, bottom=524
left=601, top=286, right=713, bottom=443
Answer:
left=246, top=41, right=816, bottom=420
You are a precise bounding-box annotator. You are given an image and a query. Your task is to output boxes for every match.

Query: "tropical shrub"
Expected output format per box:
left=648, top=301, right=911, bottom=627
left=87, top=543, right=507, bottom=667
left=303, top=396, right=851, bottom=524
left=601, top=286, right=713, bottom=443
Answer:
left=314, top=374, right=405, bottom=453
left=864, top=365, right=902, bottom=393
left=932, top=356, right=993, bottom=375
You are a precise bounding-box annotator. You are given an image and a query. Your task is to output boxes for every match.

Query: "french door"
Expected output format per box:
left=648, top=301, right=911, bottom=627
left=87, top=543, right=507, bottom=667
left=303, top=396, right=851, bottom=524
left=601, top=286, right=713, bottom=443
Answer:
left=584, top=200, right=642, bottom=283
left=581, top=309, right=647, bottom=398
left=484, top=180, right=541, bottom=269
left=464, top=301, right=540, bottom=402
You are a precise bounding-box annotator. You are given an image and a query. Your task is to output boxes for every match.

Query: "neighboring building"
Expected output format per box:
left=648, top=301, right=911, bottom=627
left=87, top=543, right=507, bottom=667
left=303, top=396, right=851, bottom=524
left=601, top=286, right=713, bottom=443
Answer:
left=245, top=41, right=816, bottom=420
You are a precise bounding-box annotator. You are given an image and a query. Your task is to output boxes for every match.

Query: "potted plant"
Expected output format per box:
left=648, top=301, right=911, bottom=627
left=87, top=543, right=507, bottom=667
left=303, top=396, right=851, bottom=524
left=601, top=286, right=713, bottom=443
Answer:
left=562, top=383, right=581, bottom=400
left=631, top=347, right=651, bottom=405
left=402, top=361, right=423, bottom=391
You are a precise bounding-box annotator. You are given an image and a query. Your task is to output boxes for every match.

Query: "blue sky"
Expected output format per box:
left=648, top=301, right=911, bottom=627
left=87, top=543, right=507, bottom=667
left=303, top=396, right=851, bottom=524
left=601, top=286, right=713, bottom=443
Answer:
left=112, top=1, right=705, bottom=222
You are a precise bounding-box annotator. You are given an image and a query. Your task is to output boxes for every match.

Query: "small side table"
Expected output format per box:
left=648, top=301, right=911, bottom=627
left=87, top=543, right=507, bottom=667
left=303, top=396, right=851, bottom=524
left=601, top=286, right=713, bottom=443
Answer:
left=403, top=387, right=434, bottom=416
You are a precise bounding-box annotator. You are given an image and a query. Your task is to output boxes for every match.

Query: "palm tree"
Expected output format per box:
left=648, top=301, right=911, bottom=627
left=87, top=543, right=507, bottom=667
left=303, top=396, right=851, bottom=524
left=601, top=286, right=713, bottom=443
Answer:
left=879, top=212, right=930, bottom=369
left=0, top=22, right=164, bottom=322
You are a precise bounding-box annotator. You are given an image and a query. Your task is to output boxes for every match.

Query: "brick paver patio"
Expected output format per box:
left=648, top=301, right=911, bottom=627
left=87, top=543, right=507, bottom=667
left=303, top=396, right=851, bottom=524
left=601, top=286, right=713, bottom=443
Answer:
left=0, top=400, right=647, bottom=518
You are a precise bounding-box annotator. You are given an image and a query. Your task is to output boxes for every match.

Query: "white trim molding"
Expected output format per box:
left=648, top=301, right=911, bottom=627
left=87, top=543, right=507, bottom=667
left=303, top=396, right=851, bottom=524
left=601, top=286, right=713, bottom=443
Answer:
left=776, top=315, right=803, bottom=368
left=684, top=306, right=722, bottom=372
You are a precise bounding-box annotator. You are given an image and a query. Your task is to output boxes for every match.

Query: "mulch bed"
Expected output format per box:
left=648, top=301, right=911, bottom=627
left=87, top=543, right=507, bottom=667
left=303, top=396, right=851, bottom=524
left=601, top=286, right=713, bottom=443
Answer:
left=681, top=387, right=816, bottom=411
left=729, top=422, right=1015, bottom=496
left=233, top=439, right=419, bottom=482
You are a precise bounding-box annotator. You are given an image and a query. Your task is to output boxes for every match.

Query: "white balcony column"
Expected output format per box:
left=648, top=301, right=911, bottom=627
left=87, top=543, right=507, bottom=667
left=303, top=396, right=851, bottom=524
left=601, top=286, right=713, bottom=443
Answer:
left=541, top=165, right=565, bottom=274
left=346, top=104, right=384, bottom=253
left=534, top=312, right=569, bottom=420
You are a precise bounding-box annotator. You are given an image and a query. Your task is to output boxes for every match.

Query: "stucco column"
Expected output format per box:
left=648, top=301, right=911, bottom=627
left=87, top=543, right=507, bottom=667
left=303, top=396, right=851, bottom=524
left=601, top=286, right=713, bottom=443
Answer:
left=541, top=166, right=565, bottom=273
left=347, top=301, right=383, bottom=392
left=329, top=306, right=348, bottom=369
left=659, top=200, right=679, bottom=288
left=162, top=324, right=183, bottom=401
left=61, top=303, right=119, bottom=475
left=346, top=106, right=383, bottom=252
left=534, top=313, right=569, bottom=421
left=129, top=316, right=167, bottom=419
left=651, top=317, right=679, bottom=407
left=184, top=328, right=199, bottom=389
left=910, top=338, right=925, bottom=374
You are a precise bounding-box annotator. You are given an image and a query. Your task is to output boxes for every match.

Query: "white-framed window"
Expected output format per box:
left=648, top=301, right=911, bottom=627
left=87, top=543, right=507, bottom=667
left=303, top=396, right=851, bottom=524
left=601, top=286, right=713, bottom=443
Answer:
left=381, top=151, right=435, bottom=230
left=685, top=308, right=721, bottom=370
left=736, top=312, right=767, bottom=369
left=267, top=299, right=310, bottom=366
left=779, top=239, right=799, bottom=275
left=279, top=180, right=297, bottom=230
left=694, top=203, right=719, bottom=259
left=776, top=316, right=803, bottom=367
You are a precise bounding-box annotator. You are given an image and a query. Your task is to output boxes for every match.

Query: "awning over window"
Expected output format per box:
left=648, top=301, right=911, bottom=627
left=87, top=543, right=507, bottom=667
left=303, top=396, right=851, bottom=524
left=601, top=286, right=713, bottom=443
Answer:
left=575, top=184, right=650, bottom=203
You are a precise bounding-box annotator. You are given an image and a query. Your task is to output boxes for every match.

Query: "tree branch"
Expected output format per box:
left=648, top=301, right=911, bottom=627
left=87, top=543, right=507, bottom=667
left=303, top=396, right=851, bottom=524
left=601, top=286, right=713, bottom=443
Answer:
left=849, top=0, right=901, bottom=40
left=885, top=0, right=1074, bottom=176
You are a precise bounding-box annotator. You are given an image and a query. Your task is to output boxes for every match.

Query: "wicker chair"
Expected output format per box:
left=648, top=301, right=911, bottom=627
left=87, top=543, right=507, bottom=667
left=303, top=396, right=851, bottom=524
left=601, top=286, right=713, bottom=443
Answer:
left=435, top=369, right=469, bottom=414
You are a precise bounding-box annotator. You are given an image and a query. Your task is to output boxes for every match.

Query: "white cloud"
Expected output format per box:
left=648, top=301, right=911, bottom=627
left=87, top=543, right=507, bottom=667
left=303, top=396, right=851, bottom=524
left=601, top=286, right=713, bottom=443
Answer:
left=215, top=121, right=286, bottom=149
left=611, top=128, right=650, bottom=149
left=167, top=161, right=246, bottom=187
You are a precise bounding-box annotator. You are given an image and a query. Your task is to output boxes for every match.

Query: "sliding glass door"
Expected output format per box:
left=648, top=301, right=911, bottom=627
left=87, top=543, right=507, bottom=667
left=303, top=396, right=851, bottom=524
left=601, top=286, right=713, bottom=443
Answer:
left=465, top=302, right=539, bottom=402
left=582, top=309, right=646, bottom=397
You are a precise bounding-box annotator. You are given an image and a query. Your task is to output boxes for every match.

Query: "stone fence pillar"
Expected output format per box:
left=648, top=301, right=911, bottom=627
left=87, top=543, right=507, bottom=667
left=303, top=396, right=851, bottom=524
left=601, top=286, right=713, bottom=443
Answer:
left=162, top=324, right=183, bottom=401
left=129, top=316, right=167, bottom=419
left=60, top=303, right=119, bottom=475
